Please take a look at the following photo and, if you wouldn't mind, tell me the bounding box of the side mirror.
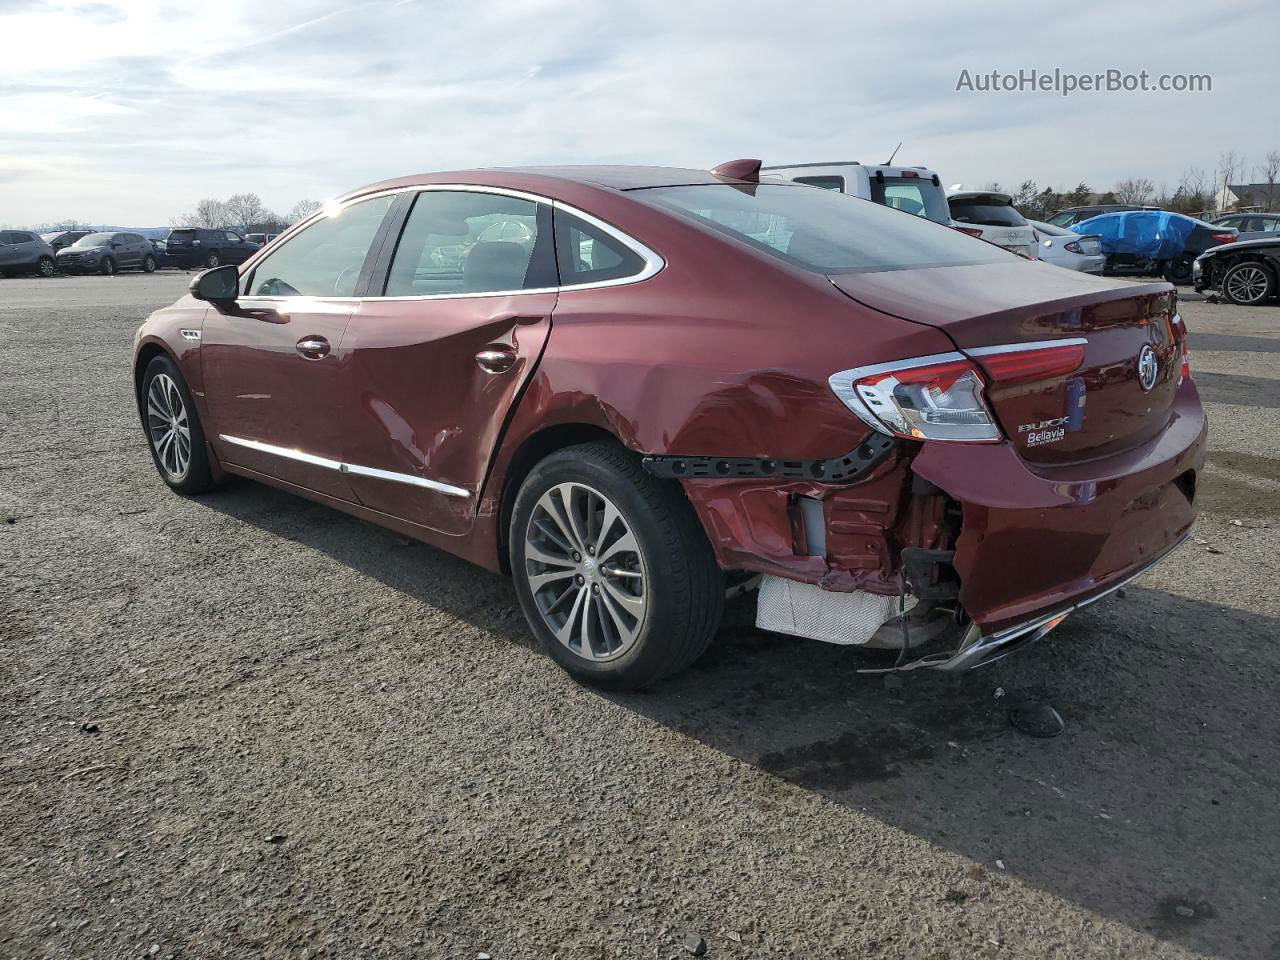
[190,263,240,304]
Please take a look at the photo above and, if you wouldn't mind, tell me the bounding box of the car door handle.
[296,337,330,359]
[475,347,517,374]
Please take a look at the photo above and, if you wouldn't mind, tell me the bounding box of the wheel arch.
[495,422,623,574]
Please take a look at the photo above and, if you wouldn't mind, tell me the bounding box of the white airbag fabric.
[755,575,902,646]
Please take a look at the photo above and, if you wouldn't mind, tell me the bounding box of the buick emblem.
[1137,345,1159,391]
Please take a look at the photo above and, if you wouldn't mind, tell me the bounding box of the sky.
[0,0,1275,227]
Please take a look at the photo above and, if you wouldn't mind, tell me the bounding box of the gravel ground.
[1,272,1278,960]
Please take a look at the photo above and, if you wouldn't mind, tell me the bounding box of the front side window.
[383,190,554,297]
[246,194,394,298]
[553,209,647,286]
[634,183,1010,275]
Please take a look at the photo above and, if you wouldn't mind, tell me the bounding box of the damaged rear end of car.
[630,181,1206,672]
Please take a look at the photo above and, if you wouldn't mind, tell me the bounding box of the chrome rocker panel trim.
[219,435,469,498]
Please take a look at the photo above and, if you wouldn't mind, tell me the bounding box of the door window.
[383,190,554,296]
[225,231,242,243]
[245,194,394,298]
[553,209,647,286]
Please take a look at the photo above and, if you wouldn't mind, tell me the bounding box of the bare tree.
[1258,150,1280,211]
[1114,177,1155,205]
[287,199,322,224]
[1217,150,1243,211]
[175,198,229,229]
[224,192,269,232]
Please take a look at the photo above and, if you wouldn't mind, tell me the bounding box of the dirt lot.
[1,271,1278,960]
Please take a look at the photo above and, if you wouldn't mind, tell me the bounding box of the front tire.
[510,442,723,690]
[142,255,157,273]
[1221,260,1276,305]
[36,256,55,277]
[140,355,214,494]
[204,251,221,268]
[100,257,116,276]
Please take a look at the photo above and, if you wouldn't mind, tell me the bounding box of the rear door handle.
[296,336,330,359]
[475,347,517,374]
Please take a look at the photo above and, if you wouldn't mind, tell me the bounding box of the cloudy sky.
[0,0,1274,227]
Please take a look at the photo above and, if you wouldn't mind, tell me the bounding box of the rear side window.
[383,190,554,297]
[794,176,845,192]
[950,197,1028,227]
[870,178,951,223]
[553,209,647,286]
[0,232,15,245]
[635,183,1009,275]
[246,194,394,297]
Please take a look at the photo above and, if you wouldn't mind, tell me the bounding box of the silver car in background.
[1029,219,1105,273]
[0,230,57,277]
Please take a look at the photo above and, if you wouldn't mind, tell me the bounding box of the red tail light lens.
[1211,233,1236,245]
[1171,313,1192,384]
[829,353,1001,443]
[954,226,984,238]
[971,342,1086,385]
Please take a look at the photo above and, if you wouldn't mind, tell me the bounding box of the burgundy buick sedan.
[133,161,1204,688]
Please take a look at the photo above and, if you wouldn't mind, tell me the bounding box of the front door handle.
[475,347,517,374]
[296,336,330,360]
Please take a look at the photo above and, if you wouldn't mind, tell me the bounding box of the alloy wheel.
[146,373,192,480]
[524,481,648,662]
[1226,265,1269,304]
[38,258,54,277]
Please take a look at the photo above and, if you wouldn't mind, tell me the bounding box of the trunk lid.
[828,260,1181,465]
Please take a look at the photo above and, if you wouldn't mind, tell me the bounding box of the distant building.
[1214,182,1280,213]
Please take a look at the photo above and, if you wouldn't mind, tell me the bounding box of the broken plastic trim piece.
[641,432,895,483]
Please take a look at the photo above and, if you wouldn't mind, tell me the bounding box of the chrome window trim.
[964,337,1088,357]
[237,184,665,305]
[219,434,469,498]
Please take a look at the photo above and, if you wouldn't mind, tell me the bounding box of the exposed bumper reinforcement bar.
[860,533,1189,674]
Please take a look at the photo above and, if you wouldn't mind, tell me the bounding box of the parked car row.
[0,228,264,277]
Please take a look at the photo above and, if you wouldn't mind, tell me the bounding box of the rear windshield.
[74,233,114,247]
[869,177,951,224]
[633,183,1010,274]
[950,197,1028,227]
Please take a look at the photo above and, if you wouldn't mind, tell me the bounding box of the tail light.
[1211,233,1236,245]
[830,341,1088,444]
[829,353,1001,443]
[1170,313,1192,384]
[969,340,1086,384]
[954,226,984,238]
[1063,240,1083,253]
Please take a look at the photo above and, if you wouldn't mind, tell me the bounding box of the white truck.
[761,161,952,225]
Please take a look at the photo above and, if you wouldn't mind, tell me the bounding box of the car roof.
[344,165,758,201]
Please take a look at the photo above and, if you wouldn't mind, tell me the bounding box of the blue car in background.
[1074,210,1238,284]
[149,239,178,269]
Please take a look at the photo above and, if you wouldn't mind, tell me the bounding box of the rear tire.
[204,251,221,268]
[142,255,157,273]
[1221,260,1276,305]
[1163,256,1194,284]
[509,442,723,690]
[100,257,116,276]
[36,256,55,277]
[139,354,215,495]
